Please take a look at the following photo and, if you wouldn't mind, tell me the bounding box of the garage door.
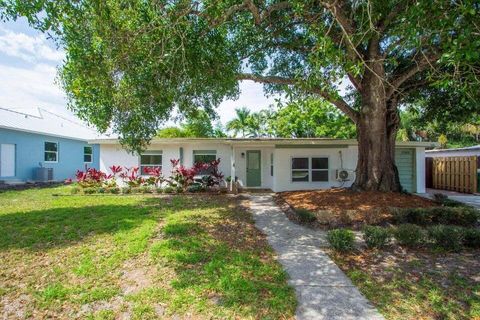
[395,148,415,192]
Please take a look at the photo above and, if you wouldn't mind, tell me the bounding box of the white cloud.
[0,63,69,116]
[218,81,282,123]
[0,27,64,63]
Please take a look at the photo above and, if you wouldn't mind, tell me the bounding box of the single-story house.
[90,137,435,193]
[0,107,100,183]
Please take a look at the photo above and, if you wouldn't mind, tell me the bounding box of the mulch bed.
[276,188,438,229]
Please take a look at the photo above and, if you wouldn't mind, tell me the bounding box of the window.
[291,157,309,182]
[291,157,329,182]
[140,152,162,175]
[44,142,58,162]
[193,150,217,174]
[270,153,274,176]
[84,146,93,163]
[311,157,329,181]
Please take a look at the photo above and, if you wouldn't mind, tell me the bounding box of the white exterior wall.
[98,141,427,193]
[99,142,231,180]
[272,146,357,192]
[180,143,232,177]
[233,147,274,189]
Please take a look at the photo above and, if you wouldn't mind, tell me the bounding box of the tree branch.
[387,52,440,98]
[376,0,415,33]
[237,73,359,122]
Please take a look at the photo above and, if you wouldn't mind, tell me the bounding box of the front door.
[0,144,15,177]
[246,150,261,187]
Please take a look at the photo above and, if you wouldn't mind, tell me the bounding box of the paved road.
[248,194,384,320]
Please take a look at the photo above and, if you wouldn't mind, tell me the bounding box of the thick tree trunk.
[352,106,402,192]
[351,46,402,192]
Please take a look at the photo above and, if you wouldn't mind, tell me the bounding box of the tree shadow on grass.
[0,203,157,251]
[147,197,296,318]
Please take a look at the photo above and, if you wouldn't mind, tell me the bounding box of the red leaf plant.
[120,166,144,187]
[168,159,199,191]
[143,166,164,187]
[75,166,107,188]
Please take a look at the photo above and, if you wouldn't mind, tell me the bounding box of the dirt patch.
[276,189,438,229]
[0,293,32,319]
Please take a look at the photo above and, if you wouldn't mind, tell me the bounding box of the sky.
[0,18,279,126]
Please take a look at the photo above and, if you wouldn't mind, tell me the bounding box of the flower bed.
[70,158,226,195]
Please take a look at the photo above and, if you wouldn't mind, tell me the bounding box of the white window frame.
[44,141,58,163]
[139,151,162,176]
[291,157,310,182]
[193,150,217,164]
[84,146,93,163]
[311,157,329,182]
[291,156,329,183]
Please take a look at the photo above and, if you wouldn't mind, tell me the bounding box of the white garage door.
[0,144,15,177]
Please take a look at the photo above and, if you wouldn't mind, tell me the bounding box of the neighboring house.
[91,137,435,193]
[425,145,480,158]
[0,107,100,183]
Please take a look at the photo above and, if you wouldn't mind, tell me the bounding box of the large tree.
[2,0,479,191]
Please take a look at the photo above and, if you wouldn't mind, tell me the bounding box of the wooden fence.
[432,156,478,193]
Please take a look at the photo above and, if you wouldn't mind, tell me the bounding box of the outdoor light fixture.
[241,152,245,158]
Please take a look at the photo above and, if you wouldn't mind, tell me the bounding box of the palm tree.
[226,107,251,137]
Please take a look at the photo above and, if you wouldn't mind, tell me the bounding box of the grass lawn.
[0,186,295,319]
[329,247,480,320]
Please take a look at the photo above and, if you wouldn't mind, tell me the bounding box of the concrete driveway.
[423,188,480,209]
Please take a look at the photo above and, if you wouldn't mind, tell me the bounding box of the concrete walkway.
[248,194,384,320]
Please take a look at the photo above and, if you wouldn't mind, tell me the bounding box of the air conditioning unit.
[336,169,353,181]
[34,167,54,182]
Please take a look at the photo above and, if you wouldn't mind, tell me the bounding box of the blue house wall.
[0,128,99,181]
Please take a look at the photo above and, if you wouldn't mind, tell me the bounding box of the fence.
[431,156,478,193]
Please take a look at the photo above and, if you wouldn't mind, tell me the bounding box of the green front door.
[246,150,261,187]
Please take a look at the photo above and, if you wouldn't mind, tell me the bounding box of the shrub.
[108,187,120,194]
[433,193,465,207]
[130,187,141,194]
[139,186,153,194]
[83,187,97,195]
[363,226,391,248]
[393,224,425,247]
[428,225,464,251]
[463,228,480,248]
[187,184,204,193]
[394,208,432,226]
[76,167,107,188]
[295,208,317,223]
[163,186,174,194]
[155,187,163,194]
[393,207,479,227]
[327,229,355,251]
[121,187,131,194]
[70,186,80,194]
[433,207,479,226]
[97,187,106,194]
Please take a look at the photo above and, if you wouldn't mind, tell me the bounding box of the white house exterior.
[90,138,435,193]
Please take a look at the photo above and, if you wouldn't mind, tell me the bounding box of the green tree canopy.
[268,99,355,139]
[157,110,226,138]
[3,0,479,191]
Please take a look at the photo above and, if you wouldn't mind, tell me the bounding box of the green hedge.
[393,207,479,226]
